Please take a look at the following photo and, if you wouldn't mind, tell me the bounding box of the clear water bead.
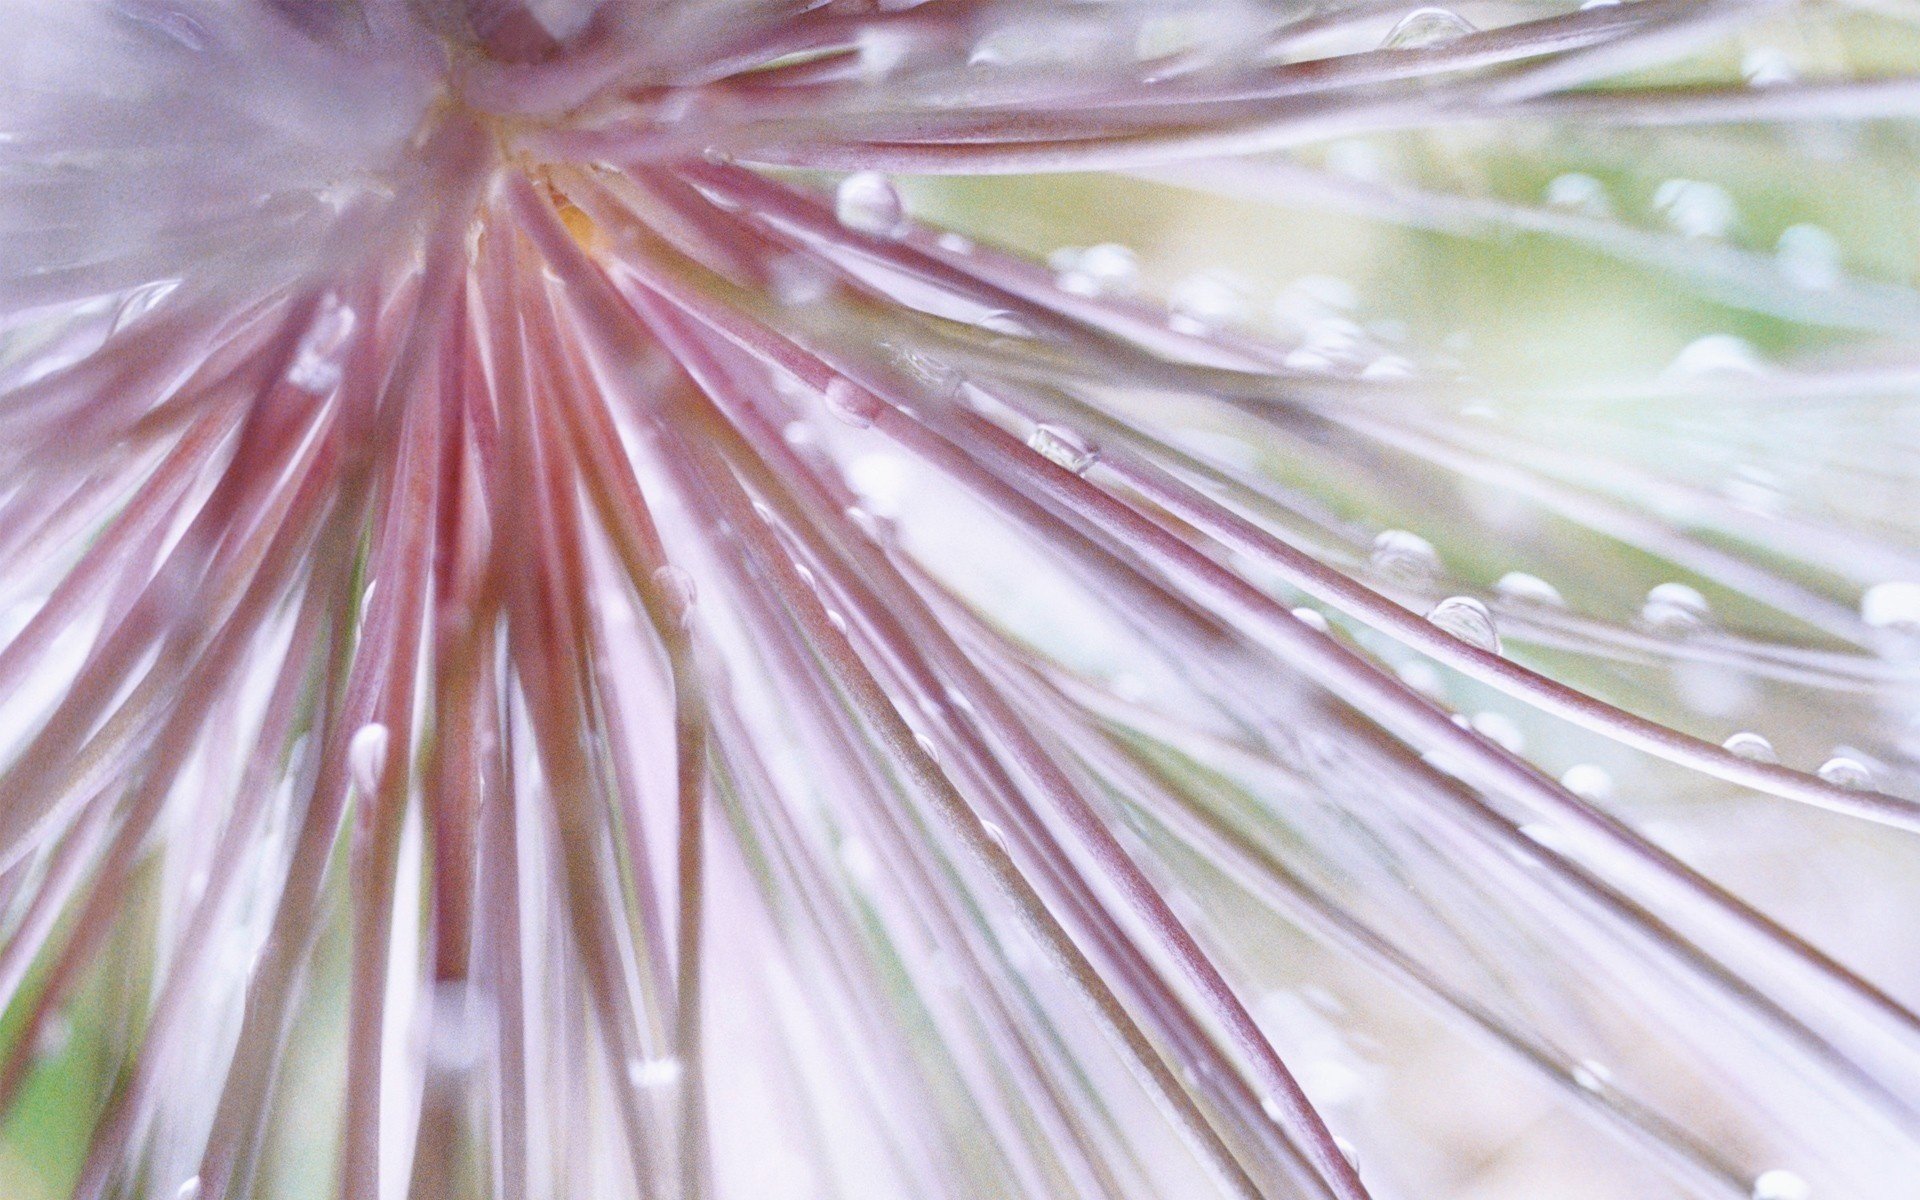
[1544,173,1612,218]
[1369,529,1440,584]
[1776,224,1842,290]
[1817,755,1873,790]
[1751,1168,1810,1200]
[1055,242,1139,296]
[1291,607,1331,633]
[628,1056,684,1089]
[1664,334,1767,380]
[1426,596,1501,654]
[348,722,390,798]
[1653,179,1737,239]
[1742,47,1799,88]
[1027,423,1098,474]
[287,295,357,395]
[650,564,698,631]
[1382,7,1475,49]
[1640,582,1712,634]
[1560,763,1613,800]
[823,377,881,428]
[835,171,905,237]
[1494,572,1565,608]
[176,1180,204,1200]
[1723,731,1779,763]
[1861,581,1920,631]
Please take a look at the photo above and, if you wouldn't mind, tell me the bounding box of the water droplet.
[769,255,832,307]
[1291,607,1331,633]
[1776,224,1842,290]
[935,231,974,255]
[1653,179,1737,239]
[1055,242,1139,297]
[1572,1059,1612,1092]
[822,377,881,428]
[1861,581,1920,631]
[175,1179,204,1200]
[1470,710,1524,752]
[1640,582,1713,635]
[1493,572,1565,608]
[1259,1094,1285,1122]
[1426,596,1501,654]
[628,1056,684,1089]
[1560,763,1613,800]
[913,731,942,766]
[287,294,357,395]
[349,722,390,798]
[1027,423,1098,474]
[1382,7,1475,50]
[835,171,905,237]
[651,565,698,631]
[1817,755,1873,790]
[980,819,1010,852]
[1359,354,1415,380]
[1334,1136,1360,1171]
[1742,47,1799,88]
[1369,530,1439,584]
[1664,334,1767,380]
[1751,1168,1810,1200]
[1723,731,1778,763]
[1544,172,1612,218]
[1168,271,1249,333]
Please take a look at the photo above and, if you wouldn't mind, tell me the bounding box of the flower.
[2,2,1919,1198]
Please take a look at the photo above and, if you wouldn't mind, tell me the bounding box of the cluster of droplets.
[286,293,357,395]
[1049,243,1141,298]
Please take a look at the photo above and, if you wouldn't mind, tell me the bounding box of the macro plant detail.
[2,0,1920,1198]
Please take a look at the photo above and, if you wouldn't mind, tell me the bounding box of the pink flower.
[2,3,1917,1198]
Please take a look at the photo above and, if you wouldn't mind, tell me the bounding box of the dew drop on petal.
[835,171,905,237]
[1560,763,1613,800]
[1027,423,1098,474]
[1742,47,1799,88]
[1370,529,1440,584]
[1334,1136,1360,1172]
[1544,172,1612,217]
[1055,243,1139,296]
[1381,7,1475,50]
[1751,1168,1811,1200]
[1640,582,1713,635]
[980,819,1010,852]
[627,1056,684,1089]
[176,1179,204,1200]
[1664,335,1767,381]
[1776,224,1842,290]
[650,565,698,631]
[1817,755,1873,790]
[1572,1059,1612,1092]
[1653,179,1737,239]
[1291,607,1331,633]
[1861,581,1920,631]
[1470,710,1523,752]
[287,295,357,395]
[1723,731,1779,763]
[348,722,390,798]
[1494,572,1565,608]
[1169,271,1249,332]
[823,377,881,428]
[1426,596,1501,654]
